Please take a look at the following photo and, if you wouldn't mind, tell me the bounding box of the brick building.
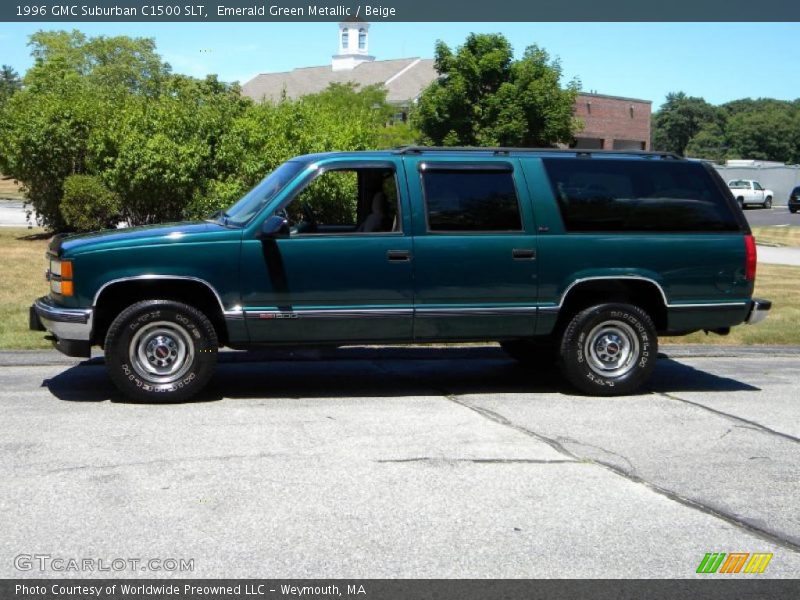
[571,93,652,151]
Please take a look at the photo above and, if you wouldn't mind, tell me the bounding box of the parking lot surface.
[743,205,799,227]
[1,346,799,578]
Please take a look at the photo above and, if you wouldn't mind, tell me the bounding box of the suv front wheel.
[104,300,218,402]
[559,303,657,396]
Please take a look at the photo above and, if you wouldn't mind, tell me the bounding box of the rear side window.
[421,169,521,232]
[543,158,740,232]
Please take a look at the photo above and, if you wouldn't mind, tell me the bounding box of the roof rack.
[392,146,683,160]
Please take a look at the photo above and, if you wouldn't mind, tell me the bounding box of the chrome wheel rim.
[129,321,195,384]
[584,320,639,378]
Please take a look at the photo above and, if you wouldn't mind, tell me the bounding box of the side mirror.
[259,215,290,239]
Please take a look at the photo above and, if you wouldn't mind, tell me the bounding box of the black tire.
[791,208,798,214]
[104,300,218,402]
[559,303,657,396]
[500,338,558,367]
[763,196,772,209]
[737,197,745,209]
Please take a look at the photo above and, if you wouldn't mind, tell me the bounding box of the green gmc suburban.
[30,147,771,401]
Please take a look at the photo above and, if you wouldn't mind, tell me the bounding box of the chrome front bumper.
[30,296,93,341]
[745,298,772,325]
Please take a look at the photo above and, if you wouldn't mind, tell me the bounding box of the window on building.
[543,158,740,233]
[421,167,522,232]
[358,29,367,50]
[341,29,349,49]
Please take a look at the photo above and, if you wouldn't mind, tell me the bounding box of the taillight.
[744,234,757,282]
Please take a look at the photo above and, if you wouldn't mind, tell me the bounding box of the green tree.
[682,97,800,164]
[652,92,718,156]
[61,174,122,231]
[0,30,171,229]
[0,65,21,106]
[99,75,248,225]
[724,108,798,163]
[412,33,580,147]
[185,82,402,219]
[685,121,729,162]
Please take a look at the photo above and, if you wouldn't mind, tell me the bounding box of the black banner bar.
[4,580,800,600]
[2,0,800,22]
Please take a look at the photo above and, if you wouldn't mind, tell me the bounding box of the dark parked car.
[31,147,771,401]
[789,187,800,214]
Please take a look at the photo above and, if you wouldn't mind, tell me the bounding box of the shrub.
[60,174,122,232]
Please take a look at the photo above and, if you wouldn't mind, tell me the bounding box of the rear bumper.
[745,298,772,325]
[30,296,93,357]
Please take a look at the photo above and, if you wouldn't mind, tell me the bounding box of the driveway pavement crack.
[443,394,800,554]
[554,436,638,475]
[657,391,800,445]
[375,457,577,464]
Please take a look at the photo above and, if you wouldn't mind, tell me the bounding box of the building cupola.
[332,20,375,71]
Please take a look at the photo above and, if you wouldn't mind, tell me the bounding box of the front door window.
[283,167,400,235]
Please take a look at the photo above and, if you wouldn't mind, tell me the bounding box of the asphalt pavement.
[0,200,32,228]
[1,345,799,578]
[742,205,799,227]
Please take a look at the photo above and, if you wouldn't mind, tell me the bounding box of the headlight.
[49,259,74,296]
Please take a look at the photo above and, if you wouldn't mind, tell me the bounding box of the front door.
[240,160,414,343]
[403,156,539,340]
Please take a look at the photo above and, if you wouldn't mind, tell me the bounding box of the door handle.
[387,250,411,262]
[512,248,536,260]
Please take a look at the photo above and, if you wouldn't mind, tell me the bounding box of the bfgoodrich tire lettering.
[105,300,218,402]
[559,303,657,396]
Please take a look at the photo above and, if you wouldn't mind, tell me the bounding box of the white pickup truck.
[727,179,774,209]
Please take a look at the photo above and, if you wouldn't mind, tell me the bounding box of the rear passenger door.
[404,157,539,340]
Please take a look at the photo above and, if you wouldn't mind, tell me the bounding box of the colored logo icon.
[696,552,773,574]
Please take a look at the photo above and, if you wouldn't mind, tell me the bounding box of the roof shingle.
[242,58,437,104]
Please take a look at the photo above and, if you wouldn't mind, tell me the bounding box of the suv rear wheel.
[559,303,657,396]
[105,300,218,402]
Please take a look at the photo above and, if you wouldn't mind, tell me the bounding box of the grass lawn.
[0,175,24,200]
[661,262,799,345]
[752,226,800,248]
[0,228,51,349]
[0,227,798,349]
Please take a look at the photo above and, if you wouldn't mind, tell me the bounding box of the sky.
[1,21,798,109]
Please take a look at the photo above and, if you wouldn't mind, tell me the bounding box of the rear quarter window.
[543,158,741,233]
[421,169,522,232]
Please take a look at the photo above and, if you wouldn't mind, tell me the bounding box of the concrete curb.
[2,344,800,368]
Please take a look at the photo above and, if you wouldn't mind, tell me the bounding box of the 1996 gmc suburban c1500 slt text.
[30,147,771,401]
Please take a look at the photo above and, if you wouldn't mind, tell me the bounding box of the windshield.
[222,161,307,226]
